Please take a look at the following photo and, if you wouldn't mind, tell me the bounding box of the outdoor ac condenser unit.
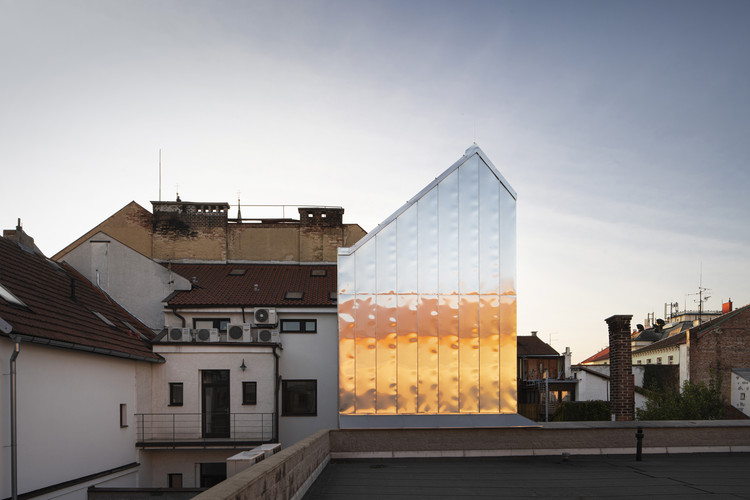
[252,308,277,327]
[256,329,281,343]
[194,328,219,342]
[227,323,252,343]
[168,327,192,342]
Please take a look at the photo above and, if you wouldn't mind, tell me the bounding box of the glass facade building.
[338,145,519,424]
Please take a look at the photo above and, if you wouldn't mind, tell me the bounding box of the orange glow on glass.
[417,295,439,413]
[458,295,480,412]
[397,294,419,413]
[354,295,377,412]
[338,296,356,413]
[376,294,398,413]
[479,295,501,412]
[438,294,459,413]
[499,295,518,413]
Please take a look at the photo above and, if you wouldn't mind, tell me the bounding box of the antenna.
[158,149,162,202]
[237,192,242,220]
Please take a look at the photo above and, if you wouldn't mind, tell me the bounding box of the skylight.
[92,310,116,328]
[311,269,327,277]
[229,269,247,276]
[285,291,303,300]
[0,283,27,308]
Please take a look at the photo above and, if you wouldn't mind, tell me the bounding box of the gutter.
[5,333,163,364]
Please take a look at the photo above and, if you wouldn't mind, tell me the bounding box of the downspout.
[273,345,280,443]
[241,306,247,324]
[170,307,186,328]
[10,336,20,500]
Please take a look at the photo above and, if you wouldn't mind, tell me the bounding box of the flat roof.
[304,453,750,498]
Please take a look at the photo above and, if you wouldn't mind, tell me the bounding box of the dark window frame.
[280,319,317,333]
[169,382,184,406]
[282,379,317,416]
[193,317,231,333]
[242,381,257,405]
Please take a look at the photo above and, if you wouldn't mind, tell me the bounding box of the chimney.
[605,315,634,421]
[531,331,538,337]
[3,219,37,253]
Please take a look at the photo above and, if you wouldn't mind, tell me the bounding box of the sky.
[2,0,749,362]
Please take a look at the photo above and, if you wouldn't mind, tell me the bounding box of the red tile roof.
[167,263,337,308]
[580,346,610,364]
[0,236,160,361]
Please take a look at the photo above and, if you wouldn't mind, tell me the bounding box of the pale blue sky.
[2,0,749,361]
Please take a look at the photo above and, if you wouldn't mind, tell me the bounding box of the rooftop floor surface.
[304,453,750,499]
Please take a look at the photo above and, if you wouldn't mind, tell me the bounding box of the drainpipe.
[273,345,280,443]
[9,336,20,500]
[241,306,247,324]
[170,307,186,328]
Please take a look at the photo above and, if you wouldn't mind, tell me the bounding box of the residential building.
[0,223,162,500]
[516,333,576,421]
[731,369,750,418]
[52,202,364,488]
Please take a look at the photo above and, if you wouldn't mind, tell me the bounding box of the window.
[657,357,662,365]
[280,319,317,333]
[92,310,116,328]
[741,393,746,401]
[243,381,257,405]
[282,380,317,416]
[646,359,651,364]
[636,360,642,364]
[199,463,226,488]
[193,318,230,332]
[310,269,327,277]
[668,356,674,365]
[120,404,128,427]
[169,383,183,406]
[0,282,27,308]
[285,291,304,300]
[168,473,183,488]
[228,268,246,276]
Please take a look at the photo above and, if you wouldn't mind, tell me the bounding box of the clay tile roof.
[580,346,610,364]
[0,237,160,361]
[517,335,560,357]
[167,263,337,308]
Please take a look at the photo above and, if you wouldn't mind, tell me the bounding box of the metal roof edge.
[7,333,163,363]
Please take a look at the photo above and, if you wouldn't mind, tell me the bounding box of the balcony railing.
[135,412,275,447]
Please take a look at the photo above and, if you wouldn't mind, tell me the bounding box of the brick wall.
[606,315,634,421]
[689,306,750,402]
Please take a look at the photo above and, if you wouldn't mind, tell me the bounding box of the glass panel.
[338,294,356,413]
[376,294,397,413]
[417,295,439,413]
[354,295,376,412]
[458,156,479,294]
[396,202,418,294]
[458,295,480,412]
[438,294,459,413]
[438,170,459,295]
[397,294,418,413]
[376,221,398,295]
[417,188,439,294]
[478,295,500,412]
[479,161,500,295]
[499,295,517,413]
[499,188,517,296]
[355,237,377,294]
[338,253,355,295]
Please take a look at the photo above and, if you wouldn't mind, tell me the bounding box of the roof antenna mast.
[158,149,162,202]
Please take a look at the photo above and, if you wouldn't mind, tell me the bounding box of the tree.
[637,373,724,420]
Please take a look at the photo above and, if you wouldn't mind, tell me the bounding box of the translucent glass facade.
[338,145,517,416]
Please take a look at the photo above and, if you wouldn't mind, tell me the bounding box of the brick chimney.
[605,314,634,421]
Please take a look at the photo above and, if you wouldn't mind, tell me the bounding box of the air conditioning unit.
[256,328,280,343]
[253,308,277,326]
[227,323,252,343]
[168,327,192,342]
[194,328,219,342]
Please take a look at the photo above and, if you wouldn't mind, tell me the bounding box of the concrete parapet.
[192,429,330,500]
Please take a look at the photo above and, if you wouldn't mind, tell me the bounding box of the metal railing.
[135,412,275,445]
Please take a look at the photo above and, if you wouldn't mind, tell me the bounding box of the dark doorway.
[202,370,230,438]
